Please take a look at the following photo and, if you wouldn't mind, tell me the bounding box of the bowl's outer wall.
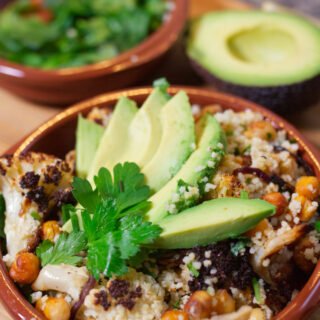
[0,0,188,105]
[1,87,320,320]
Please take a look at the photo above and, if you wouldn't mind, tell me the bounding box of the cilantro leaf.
[72,177,99,213]
[36,232,87,267]
[153,77,170,96]
[68,162,161,279]
[87,233,127,279]
[0,194,5,239]
[187,263,199,277]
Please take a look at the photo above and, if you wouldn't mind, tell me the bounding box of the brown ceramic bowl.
[1,87,320,319]
[0,0,188,106]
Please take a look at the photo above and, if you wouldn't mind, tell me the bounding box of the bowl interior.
[2,87,320,320]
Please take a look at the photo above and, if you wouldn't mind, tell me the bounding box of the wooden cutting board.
[0,0,319,319]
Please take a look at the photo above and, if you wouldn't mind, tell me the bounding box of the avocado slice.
[117,88,169,167]
[153,198,275,249]
[188,11,320,112]
[87,97,138,183]
[147,114,225,223]
[142,91,195,192]
[75,116,104,178]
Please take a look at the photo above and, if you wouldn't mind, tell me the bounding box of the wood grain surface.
[0,0,319,319]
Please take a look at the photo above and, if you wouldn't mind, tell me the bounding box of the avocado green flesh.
[117,88,168,168]
[76,116,104,178]
[142,91,195,192]
[146,115,225,223]
[154,198,276,249]
[87,97,138,183]
[188,11,320,86]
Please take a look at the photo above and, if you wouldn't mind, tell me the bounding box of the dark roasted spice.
[94,290,110,311]
[26,186,48,212]
[109,280,130,299]
[44,165,62,185]
[20,172,40,189]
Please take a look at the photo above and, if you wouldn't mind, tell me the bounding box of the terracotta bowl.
[1,87,320,320]
[0,0,188,106]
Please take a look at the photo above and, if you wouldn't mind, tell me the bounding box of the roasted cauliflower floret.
[0,152,73,266]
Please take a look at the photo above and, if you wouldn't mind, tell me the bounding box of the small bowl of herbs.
[0,0,187,105]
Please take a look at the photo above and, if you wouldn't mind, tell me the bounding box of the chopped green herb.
[245,178,252,184]
[0,194,5,239]
[187,262,200,277]
[153,78,170,95]
[231,238,250,256]
[172,300,181,309]
[266,132,273,140]
[30,211,41,221]
[315,221,320,233]
[242,145,251,155]
[252,278,262,304]
[36,232,87,267]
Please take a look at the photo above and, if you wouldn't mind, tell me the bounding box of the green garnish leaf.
[30,211,41,221]
[0,194,5,239]
[61,204,75,224]
[252,278,262,304]
[153,78,170,96]
[187,262,200,278]
[231,238,250,256]
[70,162,161,279]
[315,220,320,233]
[36,232,87,267]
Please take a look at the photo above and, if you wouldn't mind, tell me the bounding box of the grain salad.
[1,84,319,320]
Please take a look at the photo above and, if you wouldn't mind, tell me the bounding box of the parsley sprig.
[36,163,162,280]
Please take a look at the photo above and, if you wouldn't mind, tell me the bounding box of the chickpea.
[9,252,40,284]
[43,297,71,320]
[162,310,189,320]
[296,176,320,200]
[41,220,61,242]
[245,121,277,141]
[245,219,272,238]
[291,195,317,222]
[212,289,236,315]
[262,192,288,216]
[249,308,266,320]
[184,290,212,319]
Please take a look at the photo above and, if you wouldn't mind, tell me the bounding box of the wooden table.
[0,0,319,319]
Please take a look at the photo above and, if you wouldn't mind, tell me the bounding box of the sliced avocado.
[75,116,104,178]
[117,88,169,167]
[188,11,320,112]
[87,97,138,183]
[142,91,195,192]
[153,198,275,249]
[147,114,225,223]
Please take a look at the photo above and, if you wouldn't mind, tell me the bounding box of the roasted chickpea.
[43,297,71,320]
[162,310,189,320]
[245,219,272,238]
[9,252,40,284]
[184,290,212,319]
[245,121,277,141]
[212,289,236,315]
[262,192,288,216]
[291,195,317,222]
[249,308,266,320]
[296,176,320,200]
[41,220,61,242]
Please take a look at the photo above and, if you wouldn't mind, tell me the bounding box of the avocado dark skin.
[190,58,320,115]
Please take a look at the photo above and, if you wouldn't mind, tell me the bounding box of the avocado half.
[187,11,320,113]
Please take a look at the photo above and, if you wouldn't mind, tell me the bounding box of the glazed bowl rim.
[0,0,187,82]
[1,86,320,320]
